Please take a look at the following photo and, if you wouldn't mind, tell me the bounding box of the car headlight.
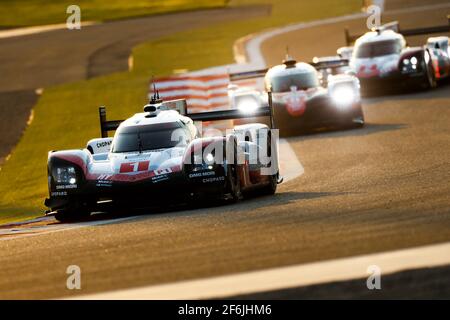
[331,85,357,108]
[237,97,260,114]
[401,56,420,73]
[54,166,77,184]
[191,153,215,171]
[205,153,214,164]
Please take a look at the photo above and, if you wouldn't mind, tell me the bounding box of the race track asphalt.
[0,1,449,299]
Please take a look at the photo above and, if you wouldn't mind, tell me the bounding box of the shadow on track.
[286,123,408,142]
[363,78,450,103]
[50,191,352,224]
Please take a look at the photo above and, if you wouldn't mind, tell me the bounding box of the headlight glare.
[331,85,356,108]
[205,153,214,164]
[237,98,260,114]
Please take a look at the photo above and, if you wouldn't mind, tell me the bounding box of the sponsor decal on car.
[119,161,150,173]
[51,191,68,197]
[152,174,170,183]
[357,64,380,78]
[188,171,215,178]
[96,140,112,149]
[202,176,225,183]
[283,86,307,116]
[96,180,113,187]
[56,184,78,190]
[153,168,173,176]
[96,174,113,187]
[97,174,112,180]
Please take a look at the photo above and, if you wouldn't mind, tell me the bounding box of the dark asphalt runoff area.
[0,1,449,299]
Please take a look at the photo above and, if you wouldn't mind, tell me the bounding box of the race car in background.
[342,19,450,93]
[228,55,364,134]
[45,95,280,222]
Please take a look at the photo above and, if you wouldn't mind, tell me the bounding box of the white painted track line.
[0,22,97,39]
[0,216,138,241]
[68,241,450,300]
[279,138,304,182]
[242,12,366,68]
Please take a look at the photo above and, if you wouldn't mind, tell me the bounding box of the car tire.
[424,57,437,90]
[347,104,365,128]
[260,172,278,195]
[352,115,365,128]
[224,138,242,202]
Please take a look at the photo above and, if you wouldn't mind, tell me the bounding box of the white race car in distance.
[344,20,450,93]
[228,55,364,134]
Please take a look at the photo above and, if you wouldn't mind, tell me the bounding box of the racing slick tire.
[260,172,278,196]
[347,105,365,129]
[424,58,437,90]
[224,137,242,202]
[351,114,365,128]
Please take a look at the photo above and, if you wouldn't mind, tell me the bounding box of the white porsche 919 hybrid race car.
[45,96,280,222]
[344,20,450,93]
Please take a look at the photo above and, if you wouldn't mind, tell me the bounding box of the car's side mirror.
[345,70,356,76]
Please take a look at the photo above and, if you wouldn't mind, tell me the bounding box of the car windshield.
[270,71,319,92]
[355,39,402,58]
[112,122,189,153]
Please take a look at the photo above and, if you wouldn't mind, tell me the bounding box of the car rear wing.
[344,16,450,46]
[99,107,122,138]
[228,68,268,81]
[310,56,350,70]
[99,93,275,138]
[229,57,349,80]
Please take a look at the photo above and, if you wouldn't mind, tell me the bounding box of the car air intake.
[144,105,157,113]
